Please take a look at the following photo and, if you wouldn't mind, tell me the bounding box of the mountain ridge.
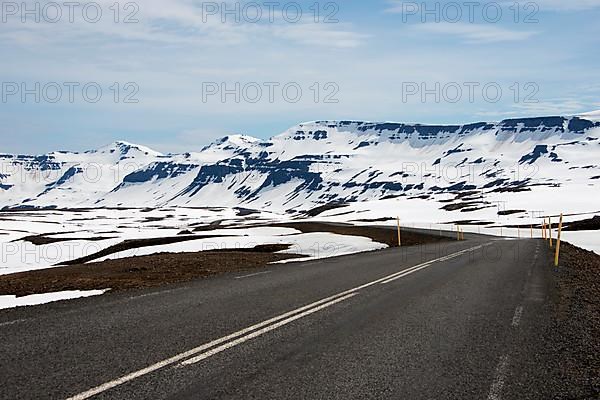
[1,114,599,212]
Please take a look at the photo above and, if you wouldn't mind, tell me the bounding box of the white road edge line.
[511,306,523,327]
[0,319,26,327]
[65,293,360,400]
[181,293,357,366]
[235,271,272,279]
[487,355,510,400]
[381,244,488,284]
[380,262,433,284]
[65,242,491,400]
[128,289,177,300]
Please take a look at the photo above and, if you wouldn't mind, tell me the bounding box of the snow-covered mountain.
[1,115,599,212]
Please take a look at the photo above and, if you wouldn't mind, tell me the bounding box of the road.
[0,233,558,400]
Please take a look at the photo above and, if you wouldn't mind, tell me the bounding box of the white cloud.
[414,23,539,43]
[526,0,600,11]
[0,0,366,49]
[386,0,600,13]
[273,23,369,48]
[509,98,598,115]
[384,0,411,14]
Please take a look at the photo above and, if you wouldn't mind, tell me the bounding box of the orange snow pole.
[548,217,553,248]
[396,217,402,247]
[554,213,564,267]
[542,219,546,240]
[530,224,533,238]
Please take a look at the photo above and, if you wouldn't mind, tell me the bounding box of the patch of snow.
[275,232,388,262]
[578,109,600,121]
[560,231,600,255]
[93,229,386,262]
[0,289,109,310]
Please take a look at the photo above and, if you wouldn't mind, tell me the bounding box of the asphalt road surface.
[0,233,557,400]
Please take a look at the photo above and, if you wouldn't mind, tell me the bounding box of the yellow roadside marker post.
[456,225,460,241]
[542,220,546,240]
[554,213,564,267]
[548,217,553,248]
[396,217,402,247]
[530,224,533,238]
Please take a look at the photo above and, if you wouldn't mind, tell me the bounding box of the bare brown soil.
[549,242,600,398]
[272,222,450,247]
[0,244,300,297]
[19,233,115,246]
[491,186,532,193]
[303,203,348,217]
[497,209,526,216]
[440,202,478,211]
[352,217,395,223]
[0,222,449,297]
[506,215,600,231]
[448,220,493,226]
[192,220,224,231]
[60,235,234,265]
[440,201,491,212]
[563,215,600,231]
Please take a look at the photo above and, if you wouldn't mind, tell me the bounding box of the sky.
[1,0,599,154]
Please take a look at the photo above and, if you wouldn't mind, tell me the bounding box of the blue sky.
[1,0,599,154]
